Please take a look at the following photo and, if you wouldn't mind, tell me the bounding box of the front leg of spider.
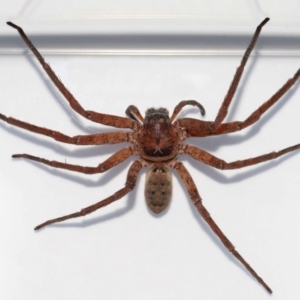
[6,21,138,130]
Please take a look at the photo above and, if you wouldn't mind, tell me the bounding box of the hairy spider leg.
[34,159,143,230]
[0,113,135,175]
[175,69,300,137]
[0,113,133,145]
[7,21,139,130]
[210,18,270,130]
[171,160,272,294]
[181,143,300,169]
[12,147,134,174]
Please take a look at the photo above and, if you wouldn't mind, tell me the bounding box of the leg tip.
[260,18,270,27]
[34,225,42,231]
[0,113,7,121]
[7,21,17,29]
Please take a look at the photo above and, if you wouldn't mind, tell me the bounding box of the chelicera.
[1,18,300,294]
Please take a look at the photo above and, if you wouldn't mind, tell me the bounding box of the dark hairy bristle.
[145,107,169,115]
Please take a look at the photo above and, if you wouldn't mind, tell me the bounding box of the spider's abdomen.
[145,163,172,213]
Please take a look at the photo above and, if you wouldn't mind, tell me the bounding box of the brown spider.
[1,18,300,294]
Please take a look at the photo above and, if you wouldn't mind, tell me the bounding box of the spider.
[1,18,300,294]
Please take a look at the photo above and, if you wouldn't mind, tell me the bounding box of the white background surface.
[1,1,300,300]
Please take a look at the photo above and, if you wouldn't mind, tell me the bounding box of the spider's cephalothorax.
[135,107,181,161]
[2,19,300,294]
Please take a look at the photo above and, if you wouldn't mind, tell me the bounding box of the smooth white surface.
[1,1,300,300]
[0,0,300,34]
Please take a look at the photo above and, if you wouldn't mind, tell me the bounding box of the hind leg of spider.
[181,143,300,170]
[34,159,143,230]
[210,18,270,130]
[12,147,133,174]
[170,160,272,293]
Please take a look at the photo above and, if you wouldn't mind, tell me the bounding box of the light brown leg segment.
[181,144,300,170]
[7,22,138,130]
[0,113,132,145]
[210,18,270,130]
[34,159,143,230]
[13,147,134,174]
[170,160,272,293]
